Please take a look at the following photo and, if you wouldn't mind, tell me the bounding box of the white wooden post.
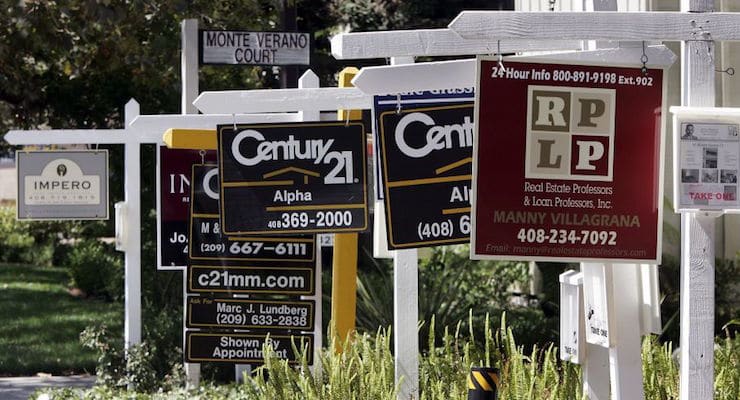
[297,70,324,373]
[564,267,610,400]
[394,249,419,400]
[181,19,199,115]
[680,1,716,399]
[124,99,142,349]
[608,264,645,400]
[584,341,610,400]
[181,18,202,387]
[387,56,420,400]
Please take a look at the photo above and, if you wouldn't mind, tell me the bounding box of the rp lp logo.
[525,86,615,181]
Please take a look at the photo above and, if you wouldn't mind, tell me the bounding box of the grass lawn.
[0,263,123,376]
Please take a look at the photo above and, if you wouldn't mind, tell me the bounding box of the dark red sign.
[157,147,216,269]
[472,59,663,263]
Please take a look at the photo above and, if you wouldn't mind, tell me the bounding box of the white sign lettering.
[394,112,474,158]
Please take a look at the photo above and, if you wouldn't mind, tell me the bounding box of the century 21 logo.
[525,86,615,181]
[230,129,355,184]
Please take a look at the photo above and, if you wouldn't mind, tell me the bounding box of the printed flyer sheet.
[678,121,740,209]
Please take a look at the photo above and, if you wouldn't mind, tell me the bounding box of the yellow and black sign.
[217,122,368,235]
[467,367,499,400]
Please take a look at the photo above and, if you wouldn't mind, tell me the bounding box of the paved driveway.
[0,375,96,400]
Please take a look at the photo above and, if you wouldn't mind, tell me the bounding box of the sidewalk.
[0,375,96,400]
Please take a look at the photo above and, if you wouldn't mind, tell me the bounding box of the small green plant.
[80,323,183,393]
[0,207,50,264]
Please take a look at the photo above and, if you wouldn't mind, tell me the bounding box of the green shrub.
[64,239,123,299]
[0,206,98,266]
[356,245,557,350]
[80,324,183,393]
[0,206,48,264]
[43,316,740,400]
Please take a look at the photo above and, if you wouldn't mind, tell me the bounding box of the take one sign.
[375,90,474,249]
[17,150,108,220]
[217,122,368,235]
[472,59,664,263]
[199,30,310,66]
[674,117,740,211]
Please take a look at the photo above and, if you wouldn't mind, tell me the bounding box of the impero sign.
[376,92,474,249]
[217,122,368,235]
[472,59,665,263]
[199,30,310,66]
[17,150,108,220]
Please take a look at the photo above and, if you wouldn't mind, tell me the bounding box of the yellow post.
[332,67,362,351]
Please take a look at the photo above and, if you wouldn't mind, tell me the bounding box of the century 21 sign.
[217,122,368,235]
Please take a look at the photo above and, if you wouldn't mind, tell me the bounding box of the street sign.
[188,164,316,263]
[157,147,217,269]
[186,296,314,331]
[188,265,315,295]
[199,30,310,66]
[185,331,313,364]
[217,121,368,234]
[375,91,474,249]
[471,59,665,263]
[17,150,108,220]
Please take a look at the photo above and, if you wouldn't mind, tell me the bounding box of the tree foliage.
[0,0,290,156]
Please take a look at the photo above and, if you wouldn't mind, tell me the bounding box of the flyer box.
[672,110,740,212]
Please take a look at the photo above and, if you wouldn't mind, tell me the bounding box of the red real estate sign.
[472,59,664,263]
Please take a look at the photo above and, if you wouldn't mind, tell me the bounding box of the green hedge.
[64,239,123,300]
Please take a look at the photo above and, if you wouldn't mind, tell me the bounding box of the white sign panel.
[199,30,310,66]
[559,270,585,364]
[582,263,614,348]
[17,150,109,220]
[676,121,740,210]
